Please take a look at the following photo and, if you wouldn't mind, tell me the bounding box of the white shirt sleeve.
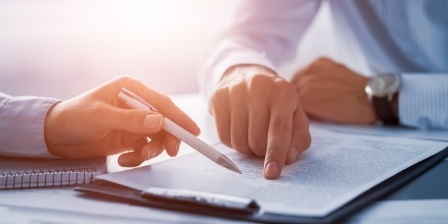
[0,92,61,158]
[399,74,448,129]
[200,0,322,99]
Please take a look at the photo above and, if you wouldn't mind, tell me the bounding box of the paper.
[97,127,448,217]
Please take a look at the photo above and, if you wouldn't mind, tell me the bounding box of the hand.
[292,57,375,124]
[209,65,311,179]
[44,76,200,167]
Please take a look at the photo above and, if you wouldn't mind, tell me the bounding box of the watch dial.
[367,74,400,97]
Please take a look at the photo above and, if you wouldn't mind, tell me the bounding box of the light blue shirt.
[0,92,59,157]
[201,0,448,129]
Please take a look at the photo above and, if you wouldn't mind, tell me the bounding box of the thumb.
[96,104,164,134]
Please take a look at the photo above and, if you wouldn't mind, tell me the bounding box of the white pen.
[117,88,242,174]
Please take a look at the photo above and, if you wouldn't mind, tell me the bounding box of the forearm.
[0,92,60,157]
[398,74,448,129]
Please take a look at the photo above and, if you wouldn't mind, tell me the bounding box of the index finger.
[118,76,201,136]
[264,98,296,179]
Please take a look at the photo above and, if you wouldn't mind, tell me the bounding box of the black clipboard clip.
[75,180,260,216]
[141,187,260,214]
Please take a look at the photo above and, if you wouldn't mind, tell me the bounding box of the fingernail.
[265,161,279,179]
[141,148,150,160]
[118,156,128,166]
[142,148,158,160]
[288,146,299,162]
[149,149,157,159]
[144,114,163,130]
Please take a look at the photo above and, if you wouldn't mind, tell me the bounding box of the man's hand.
[44,76,200,167]
[209,65,311,179]
[292,58,375,124]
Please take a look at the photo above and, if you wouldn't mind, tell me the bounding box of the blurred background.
[0,0,338,99]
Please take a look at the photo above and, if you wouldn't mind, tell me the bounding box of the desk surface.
[1,94,447,224]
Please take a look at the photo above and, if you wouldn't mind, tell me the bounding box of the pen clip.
[118,88,159,112]
[141,187,260,214]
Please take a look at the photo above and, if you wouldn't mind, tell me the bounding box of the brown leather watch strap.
[372,96,399,126]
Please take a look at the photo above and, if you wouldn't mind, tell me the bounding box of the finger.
[230,86,251,154]
[118,77,201,136]
[94,104,164,134]
[118,137,148,167]
[140,133,166,160]
[210,90,232,148]
[295,74,333,91]
[313,57,335,66]
[264,94,296,179]
[292,58,335,84]
[118,151,146,167]
[296,77,334,102]
[285,107,311,164]
[291,67,310,84]
[248,98,269,157]
[291,60,324,83]
[99,131,147,157]
[164,133,181,157]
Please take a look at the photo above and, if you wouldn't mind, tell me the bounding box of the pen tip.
[217,156,242,174]
[229,166,243,174]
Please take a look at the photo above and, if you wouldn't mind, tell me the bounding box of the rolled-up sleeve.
[0,92,60,158]
[399,74,448,129]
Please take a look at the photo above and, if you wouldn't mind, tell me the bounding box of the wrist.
[44,102,62,157]
[365,73,401,126]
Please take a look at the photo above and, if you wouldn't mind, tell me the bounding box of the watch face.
[365,74,400,97]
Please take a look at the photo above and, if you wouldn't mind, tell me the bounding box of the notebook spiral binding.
[0,166,102,190]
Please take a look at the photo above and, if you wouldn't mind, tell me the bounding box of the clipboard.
[75,146,448,223]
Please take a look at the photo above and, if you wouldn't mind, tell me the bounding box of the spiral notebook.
[0,156,107,190]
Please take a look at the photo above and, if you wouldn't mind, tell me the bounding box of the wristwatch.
[365,73,401,126]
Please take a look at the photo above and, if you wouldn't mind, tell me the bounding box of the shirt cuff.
[398,73,448,129]
[0,96,61,158]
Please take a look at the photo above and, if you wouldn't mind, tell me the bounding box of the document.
[97,127,448,218]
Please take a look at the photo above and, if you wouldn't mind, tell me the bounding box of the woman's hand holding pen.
[43,76,200,167]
